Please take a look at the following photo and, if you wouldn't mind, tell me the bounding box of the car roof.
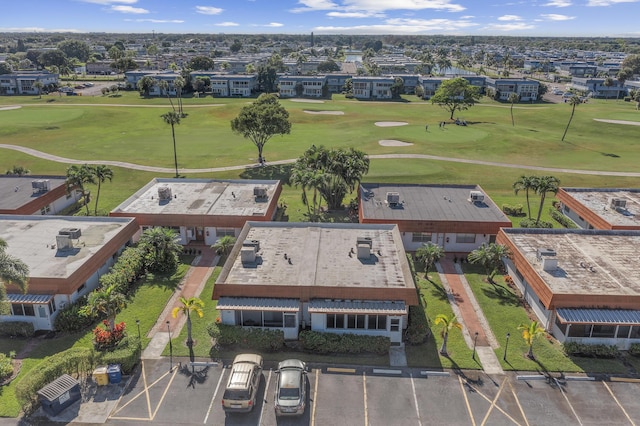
[233,353,263,365]
[278,359,305,370]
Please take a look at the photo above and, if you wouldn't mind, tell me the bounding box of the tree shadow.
[562,140,620,158]
[239,164,294,181]
[480,284,521,307]
[177,363,210,389]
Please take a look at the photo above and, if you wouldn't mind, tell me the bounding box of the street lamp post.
[472,332,479,360]
[136,319,141,340]
[167,320,173,372]
[504,332,511,361]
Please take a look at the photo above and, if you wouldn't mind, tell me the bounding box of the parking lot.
[106,358,640,425]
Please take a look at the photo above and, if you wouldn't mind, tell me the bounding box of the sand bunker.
[290,99,325,103]
[303,110,344,115]
[375,121,408,127]
[594,119,640,126]
[379,140,414,147]
[0,106,21,111]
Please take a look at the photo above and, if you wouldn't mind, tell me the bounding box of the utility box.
[107,364,122,384]
[92,366,109,386]
[37,374,81,416]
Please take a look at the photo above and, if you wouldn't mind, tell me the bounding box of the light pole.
[504,332,510,361]
[472,331,479,360]
[167,320,173,371]
[136,319,141,340]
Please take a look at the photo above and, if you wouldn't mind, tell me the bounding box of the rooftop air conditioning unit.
[253,187,268,199]
[59,228,82,239]
[541,257,558,272]
[356,236,372,248]
[240,245,257,263]
[610,197,627,209]
[469,191,484,203]
[536,247,556,261]
[386,192,400,206]
[31,179,50,192]
[157,186,172,201]
[242,239,260,252]
[56,234,73,251]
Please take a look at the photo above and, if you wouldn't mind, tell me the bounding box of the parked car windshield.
[278,387,300,400]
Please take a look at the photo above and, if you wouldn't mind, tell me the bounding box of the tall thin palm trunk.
[171,124,178,178]
[561,103,577,141]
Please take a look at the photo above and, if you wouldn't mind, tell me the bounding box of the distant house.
[557,187,640,230]
[277,75,327,98]
[0,215,138,331]
[0,71,59,95]
[124,70,180,95]
[358,184,512,252]
[86,61,114,76]
[324,73,351,94]
[485,78,539,101]
[213,222,418,342]
[109,178,281,246]
[569,77,625,99]
[191,72,257,97]
[351,76,395,100]
[418,77,445,100]
[0,176,82,216]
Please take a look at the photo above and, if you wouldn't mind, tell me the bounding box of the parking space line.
[363,371,369,426]
[603,381,636,426]
[462,376,522,425]
[203,368,227,424]
[311,369,319,426]
[553,378,582,426]
[480,377,507,426]
[458,375,477,426]
[509,381,529,426]
[150,366,178,420]
[410,373,423,426]
[258,369,272,426]
[143,360,153,419]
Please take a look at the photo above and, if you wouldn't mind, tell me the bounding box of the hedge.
[502,204,524,217]
[53,297,92,332]
[563,342,619,358]
[299,330,390,355]
[207,323,285,352]
[404,305,430,345]
[520,218,553,228]
[629,343,640,357]
[14,336,140,412]
[0,321,34,338]
[549,208,578,229]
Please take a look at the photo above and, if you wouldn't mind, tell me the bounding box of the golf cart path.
[2,144,640,177]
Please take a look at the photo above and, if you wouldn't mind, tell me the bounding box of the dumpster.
[92,366,109,386]
[37,374,81,416]
[107,364,122,384]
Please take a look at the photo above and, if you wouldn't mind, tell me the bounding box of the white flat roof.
[0,215,134,279]
[561,188,640,227]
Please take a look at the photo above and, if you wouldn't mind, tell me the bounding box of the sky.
[1,0,639,37]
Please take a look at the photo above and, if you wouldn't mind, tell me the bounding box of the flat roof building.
[557,187,640,230]
[0,175,82,216]
[497,228,640,349]
[359,183,512,252]
[214,222,417,342]
[110,178,282,246]
[0,215,139,330]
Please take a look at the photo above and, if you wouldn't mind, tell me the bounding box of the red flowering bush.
[504,275,515,287]
[93,320,126,350]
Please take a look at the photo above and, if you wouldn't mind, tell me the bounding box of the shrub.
[0,321,34,338]
[520,218,553,228]
[404,306,430,345]
[628,343,640,357]
[0,351,16,379]
[96,335,141,374]
[93,321,126,350]
[549,208,578,229]
[563,342,619,358]
[502,204,524,217]
[207,323,284,352]
[54,297,92,332]
[299,330,390,355]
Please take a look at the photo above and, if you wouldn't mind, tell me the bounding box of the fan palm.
[518,320,545,359]
[434,314,462,356]
[172,297,204,347]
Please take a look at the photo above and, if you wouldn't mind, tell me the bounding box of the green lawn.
[462,263,628,374]
[0,262,189,418]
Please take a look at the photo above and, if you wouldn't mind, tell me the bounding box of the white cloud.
[292,0,465,13]
[215,22,240,26]
[498,15,523,21]
[314,17,476,34]
[483,22,536,31]
[266,22,284,27]
[587,0,638,5]
[78,0,137,4]
[543,0,572,6]
[0,27,82,33]
[327,11,385,18]
[540,13,575,20]
[111,5,148,13]
[195,6,224,15]
[125,19,184,23]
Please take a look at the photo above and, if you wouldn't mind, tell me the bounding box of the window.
[284,313,296,328]
[368,315,387,330]
[263,311,283,327]
[49,300,56,313]
[347,314,366,329]
[456,234,476,244]
[617,326,631,338]
[630,326,640,339]
[11,304,24,316]
[216,228,236,237]
[40,205,51,215]
[591,325,616,338]
[568,324,591,338]
[411,233,432,243]
[326,314,345,329]
[390,318,400,332]
[77,283,86,294]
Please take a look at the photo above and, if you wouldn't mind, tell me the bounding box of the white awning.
[557,308,640,325]
[308,300,407,315]
[216,297,299,312]
[7,294,53,304]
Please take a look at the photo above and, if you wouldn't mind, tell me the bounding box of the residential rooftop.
[560,188,640,227]
[218,222,413,290]
[0,175,67,211]
[110,178,279,217]
[359,183,510,223]
[0,215,135,279]
[501,228,640,297]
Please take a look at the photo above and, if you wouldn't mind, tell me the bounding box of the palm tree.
[158,80,176,112]
[415,243,445,278]
[561,96,582,142]
[173,76,186,117]
[467,243,511,284]
[212,235,236,256]
[518,320,545,359]
[172,297,204,347]
[92,165,113,216]
[66,164,96,215]
[0,239,29,314]
[82,284,126,331]
[512,175,539,219]
[534,175,560,225]
[434,314,462,355]
[508,93,519,127]
[603,77,614,99]
[34,81,44,99]
[138,227,183,274]
[161,111,181,178]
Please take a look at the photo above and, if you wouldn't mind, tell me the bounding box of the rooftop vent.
[55,234,73,251]
[59,228,81,239]
[541,257,558,272]
[536,247,556,261]
[240,245,257,264]
[356,236,372,259]
[242,239,260,252]
[31,179,50,192]
[253,187,268,199]
[610,197,627,210]
[469,190,484,203]
[158,186,172,201]
[386,192,400,207]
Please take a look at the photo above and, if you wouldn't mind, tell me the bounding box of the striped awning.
[556,308,640,325]
[308,300,407,315]
[216,297,300,312]
[7,294,53,304]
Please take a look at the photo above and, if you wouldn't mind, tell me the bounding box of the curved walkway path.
[2,143,640,177]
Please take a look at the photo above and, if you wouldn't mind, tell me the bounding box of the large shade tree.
[431,77,481,120]
[0,239,29,315]
[230,93,291,165]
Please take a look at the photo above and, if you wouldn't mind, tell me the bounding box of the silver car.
[274,359,307,416]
